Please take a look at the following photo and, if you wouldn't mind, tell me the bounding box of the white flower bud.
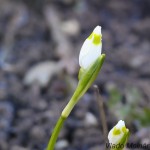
[108,120,129,145]
[79,26,102,69]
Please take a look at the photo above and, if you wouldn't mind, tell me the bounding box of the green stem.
[46,54,105,150]
[46,116,66,150]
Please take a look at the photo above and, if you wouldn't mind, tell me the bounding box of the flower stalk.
[46,26,105,150]
[62,54,105,118]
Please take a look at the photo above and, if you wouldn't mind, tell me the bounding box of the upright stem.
[46,116,66,150]
[46,55,105,150]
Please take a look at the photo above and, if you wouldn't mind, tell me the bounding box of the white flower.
[79,26,102,70]
[108,120,128,145]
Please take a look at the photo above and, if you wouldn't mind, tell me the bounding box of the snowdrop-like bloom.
[108,120,129,145]
[47,26,105,150]
[79,26,102,70]
[62,26,105,118]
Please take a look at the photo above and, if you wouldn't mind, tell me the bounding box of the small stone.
[73,128,84,139]
[129,55,145,69]
[61,19,80,36]
[0,102,14,137]
[105,82,116,92]
[30,126,46,141]
[0,82,7,99]
[11,145,29,150]
[74,109,86,119]
[62,0,75,5]
[136,128,150,139]
[33,100,47,110]
[55,140,69,149]
[17,118,33,131]
[0,119,10,130]
[141,138,150,145]
[18,109,33,118]
[0,102,14,121]
[89,145,105,150]
[0,140,8,150]
[83,128,103,146]
[84,112,98,127]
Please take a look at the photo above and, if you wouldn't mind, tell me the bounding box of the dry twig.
[94,85,109,150]
[44,6,77,74]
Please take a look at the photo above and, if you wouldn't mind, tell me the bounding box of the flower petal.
[108,120,128,145]
[79,26,102,69]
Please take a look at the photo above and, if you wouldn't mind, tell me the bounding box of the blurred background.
[0,0,150,150]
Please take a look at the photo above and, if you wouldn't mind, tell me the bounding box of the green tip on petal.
[93,34,101,45]
[108,120,130,150]
[113,127,121,135]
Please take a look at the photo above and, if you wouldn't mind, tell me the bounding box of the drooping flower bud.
[108,120,129,148]
[79,26,102,70]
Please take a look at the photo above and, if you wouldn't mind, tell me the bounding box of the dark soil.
[0,0,150,150]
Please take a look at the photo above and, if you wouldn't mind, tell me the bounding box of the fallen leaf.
[24,61,64,87]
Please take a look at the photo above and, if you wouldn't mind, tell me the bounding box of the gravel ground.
[0,0,150,150]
